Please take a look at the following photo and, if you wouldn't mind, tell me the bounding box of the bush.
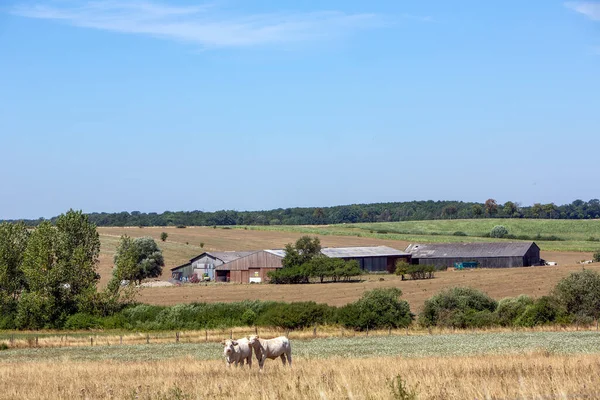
[160,232,168,242]
[514,296,568,327]
[594,251,600,263]
[241,309,257,326]
[453,231,467,237]
[496,295,534,326]
[64,313,103,330]
[15,291,56,329]
[255,302,335,329]
[338,288,413,330]
[490,225,508,239]
[553,269,600,320]
[419,287,497,328]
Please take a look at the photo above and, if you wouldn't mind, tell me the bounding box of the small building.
[214,250,284,283]
[320,246,412,273]
[171,251,254,281]
[406,242,541,269]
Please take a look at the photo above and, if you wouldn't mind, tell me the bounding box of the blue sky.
[0,0,599,219]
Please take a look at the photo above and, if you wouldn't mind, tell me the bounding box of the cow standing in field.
[222,338,253,368]
[247,335,292,371]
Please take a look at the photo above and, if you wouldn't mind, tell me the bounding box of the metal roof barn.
[406,242,541,268]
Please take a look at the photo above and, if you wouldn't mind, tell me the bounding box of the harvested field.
[2,332,600,399]
[139,259,598,311]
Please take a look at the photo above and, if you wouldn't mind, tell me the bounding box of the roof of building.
[265,249,286,258]
[189,251,256,264]
[405,242,539,259]
[320,246,410,258]
[171,262,191,272]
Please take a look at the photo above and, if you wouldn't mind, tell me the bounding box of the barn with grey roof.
[405,242,541,268]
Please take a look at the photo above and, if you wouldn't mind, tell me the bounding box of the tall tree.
[0,222,29,301]
[282,236,322,268]
[484,199,498,217]
[111,236,164,287]
[18,210,100,327]
[503,201,517,218]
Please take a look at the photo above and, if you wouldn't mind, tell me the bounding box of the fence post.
[146,334,150,344]
[313,326,317,337]
[90,337,93,347]
[230,330,233,339]
[120,336,123,345]
[205,330,208,342]
[255,326,258,335]
[366,326,369,336]
[176,332,180,343]
[341,328,344,337]
[389,327,392,336]
[35,336,38,348]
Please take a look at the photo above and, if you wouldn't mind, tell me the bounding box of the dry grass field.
[96,226,597,310]
[2,350,600,399]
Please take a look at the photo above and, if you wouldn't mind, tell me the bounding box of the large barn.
[406,242,541,268]
[320,246,412,273]
[214,250,284,283]
[171,251,254,281]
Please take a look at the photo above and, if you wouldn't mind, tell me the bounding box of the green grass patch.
[2,331,600,363]
[233,219,600,252]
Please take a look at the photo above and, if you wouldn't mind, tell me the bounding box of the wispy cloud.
[11,1,386,48]
[565,1,600,21]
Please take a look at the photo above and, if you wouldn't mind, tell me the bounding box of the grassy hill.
[238,219,600,252]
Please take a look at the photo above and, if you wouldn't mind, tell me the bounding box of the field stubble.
[1,352,599,399]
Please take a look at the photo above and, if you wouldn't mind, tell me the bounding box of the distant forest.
[4,199,600,227]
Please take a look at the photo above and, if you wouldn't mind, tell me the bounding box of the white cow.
[247,335,292,371]
[222,338,253,368]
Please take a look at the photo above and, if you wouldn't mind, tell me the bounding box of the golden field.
[1,353,599,399]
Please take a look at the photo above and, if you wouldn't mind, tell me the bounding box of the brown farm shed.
[214,250,284,283]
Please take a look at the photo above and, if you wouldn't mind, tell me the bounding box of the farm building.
[214,250,284,283]
[173,245,411,284]
[171,251,254,281]
[405,242,541,268]
[320,246,412,273]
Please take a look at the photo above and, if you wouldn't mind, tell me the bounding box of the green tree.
[281,236,321,268]
[19,210,101,327]
[472,204,483,218]
[503,201,518,217]
[111,236,165,287]
[395,260,410,281]
[160,232,168,242]
[0,222,29,301]
[594,251,600,263]
[553,269,600,321]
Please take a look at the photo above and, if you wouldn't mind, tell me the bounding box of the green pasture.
[2,331,600,363]
[235,219,600,252]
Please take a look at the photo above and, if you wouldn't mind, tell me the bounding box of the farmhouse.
[171,251,254,281]
[405,242,541,268]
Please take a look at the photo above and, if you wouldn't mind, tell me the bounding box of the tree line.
[4,199,600,227]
